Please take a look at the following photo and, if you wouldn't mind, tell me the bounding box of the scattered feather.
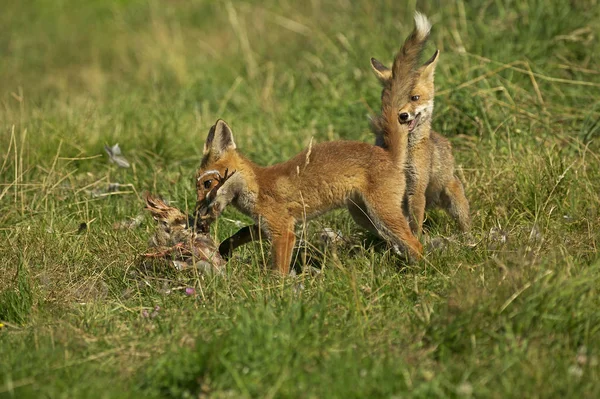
[113,214,144,230]
[426,236,449,252]
[528,224,543,242]
[488,227,508,248]
[319,227,346,245]
[104,143,130,168]
[87,182,134,198]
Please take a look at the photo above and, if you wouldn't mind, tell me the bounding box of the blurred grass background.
[1,0,600,397]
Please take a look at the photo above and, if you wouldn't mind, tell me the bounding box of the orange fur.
[195,121,422,274]
[370,45,471,234]
[194,13,437,274]
[371,12,432,165]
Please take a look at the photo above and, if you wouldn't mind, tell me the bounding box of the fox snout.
[398,111,412,122]
[398,109,421,132]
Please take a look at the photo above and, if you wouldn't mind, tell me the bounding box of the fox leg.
[218,224,261,259]
[440,176,471,232]
[405,145,431,236]
[361,192,423,260]
[268,219,296,275]
[406,182,427,236]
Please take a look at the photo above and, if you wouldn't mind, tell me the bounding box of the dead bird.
[142,193,225,274]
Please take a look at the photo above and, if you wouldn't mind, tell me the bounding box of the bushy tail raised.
[392,11,431,86]
[373,12,431,163]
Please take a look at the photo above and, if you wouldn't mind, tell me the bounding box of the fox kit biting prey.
[195,117,422,274]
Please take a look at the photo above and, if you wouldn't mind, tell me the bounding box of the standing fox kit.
[370,43,471,234]
[195,119,422,274]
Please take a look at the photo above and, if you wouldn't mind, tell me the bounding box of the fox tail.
[373,11,431,164]
[392,11,431,86]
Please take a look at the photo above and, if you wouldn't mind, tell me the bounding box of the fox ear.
[370,57,392,83]
[204,119,236,156]
[420,49,440,82]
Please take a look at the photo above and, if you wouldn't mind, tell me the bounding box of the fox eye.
[203,180,213,190]
[411,95,420,101]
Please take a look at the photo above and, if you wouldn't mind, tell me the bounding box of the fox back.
[197,123,408,221]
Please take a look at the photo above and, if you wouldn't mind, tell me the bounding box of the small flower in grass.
[577,346,588,366]
[150,305,160,318]
[185,287,195,296]
[568,365,584,379]
[142,305,161,319]
[457,382,473,397]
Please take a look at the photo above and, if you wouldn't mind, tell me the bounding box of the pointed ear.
[420,50,440,82]
[203,119,236,156]
[370,57,392,84]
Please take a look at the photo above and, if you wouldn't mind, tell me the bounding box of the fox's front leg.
[406,149,430,236]
[407,181,427,236]
[218,224,261,259]
[268,219,296,275]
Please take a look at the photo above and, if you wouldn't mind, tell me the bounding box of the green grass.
[1,0,600,397]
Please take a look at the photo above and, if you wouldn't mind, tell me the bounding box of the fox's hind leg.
[440,176,471,232]
[360,191,423,260]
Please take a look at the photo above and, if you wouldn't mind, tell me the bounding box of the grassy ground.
[1,0,600,397]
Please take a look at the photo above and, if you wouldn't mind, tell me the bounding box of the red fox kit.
[194,13,432,274]
[195,119,421,274]
[370,44,471,235]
